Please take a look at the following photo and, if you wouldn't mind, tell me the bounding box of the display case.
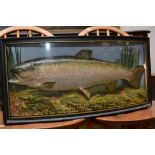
[0,36,151,124]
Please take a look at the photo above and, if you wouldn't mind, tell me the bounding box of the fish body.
[9,50,144,97]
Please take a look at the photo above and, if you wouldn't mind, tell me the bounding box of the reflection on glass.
[6,40,148,118]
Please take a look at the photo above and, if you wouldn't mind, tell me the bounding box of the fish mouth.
[9,78,20,84]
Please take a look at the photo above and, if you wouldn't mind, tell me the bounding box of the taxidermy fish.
[9,49,144,99]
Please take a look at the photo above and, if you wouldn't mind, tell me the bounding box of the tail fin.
[129,65,145,88]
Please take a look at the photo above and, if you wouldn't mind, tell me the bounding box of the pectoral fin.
[41,82,56,89]
[79,87,91,99]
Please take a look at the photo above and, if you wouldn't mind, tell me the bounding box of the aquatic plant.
[9,88,148,116]
[7,46,22,91]
[60,93,89,112]
[7,46,15,79]
[7,46,22,78]
[15,47,22,65]
[121,45,140,68]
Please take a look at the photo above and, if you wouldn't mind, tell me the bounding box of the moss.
[9,88,148,117]
[125,88,147,99]
[60,93,90,112]
[87,88,147,111]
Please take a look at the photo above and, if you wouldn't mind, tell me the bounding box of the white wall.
[121,26,155,75]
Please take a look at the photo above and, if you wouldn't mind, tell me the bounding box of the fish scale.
[12,59,133,90]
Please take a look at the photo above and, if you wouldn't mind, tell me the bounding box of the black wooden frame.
[0,36,152,124]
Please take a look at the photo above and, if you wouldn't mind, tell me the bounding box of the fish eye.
[10,68,19,74]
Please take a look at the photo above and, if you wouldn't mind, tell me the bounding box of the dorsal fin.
[75,49,92,59]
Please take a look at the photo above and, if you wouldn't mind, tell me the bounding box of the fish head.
[9,76,56,90]
[9,73,42,88]
[9,69,29,86]
[9,63,56,90]
[9,63,38,86]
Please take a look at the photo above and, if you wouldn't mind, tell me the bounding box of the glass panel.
[6,40,148,118]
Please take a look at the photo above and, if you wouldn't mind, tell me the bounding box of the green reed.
[7,46,22,91]
[121,45,140,68]
[7,46,22,78]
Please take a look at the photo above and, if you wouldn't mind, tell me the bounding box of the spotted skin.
[9,58,144,91]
